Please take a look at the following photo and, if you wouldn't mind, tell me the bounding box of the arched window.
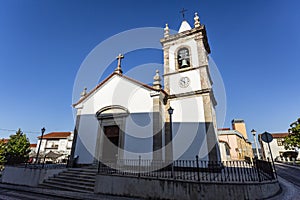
[177,47,190,69]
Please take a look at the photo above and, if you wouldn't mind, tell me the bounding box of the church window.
[177,47,190,69]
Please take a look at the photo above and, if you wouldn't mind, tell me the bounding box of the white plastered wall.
[170,96,208,160]
[74,75,155,163]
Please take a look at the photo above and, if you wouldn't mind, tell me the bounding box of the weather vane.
[180,8,188,19]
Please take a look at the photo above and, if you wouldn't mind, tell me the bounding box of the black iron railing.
[98,156,276,183]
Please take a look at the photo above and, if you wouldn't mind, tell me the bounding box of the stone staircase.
[39,167,98,193]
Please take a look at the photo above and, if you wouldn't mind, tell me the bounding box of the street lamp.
[251,129,260,159]
[168,107,174,147]
[35,127,46,164]
[168,106,174,176]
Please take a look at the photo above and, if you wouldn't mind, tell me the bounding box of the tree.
[284,118,300,150]
[5,129,30,165]
[0,139,6,168]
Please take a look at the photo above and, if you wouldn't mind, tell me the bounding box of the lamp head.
[168,107,174,115]
[251,129,256,136]
[41,127,46,134]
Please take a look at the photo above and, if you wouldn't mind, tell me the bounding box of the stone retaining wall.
[2,166,65,186]
[95,174,280,200]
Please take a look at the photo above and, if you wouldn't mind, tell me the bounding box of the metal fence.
[98,156,276,183]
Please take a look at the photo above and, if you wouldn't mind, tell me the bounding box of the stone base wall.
[2,166,65,186]
[95,174,280,200]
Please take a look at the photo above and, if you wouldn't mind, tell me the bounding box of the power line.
[0,128,40,134]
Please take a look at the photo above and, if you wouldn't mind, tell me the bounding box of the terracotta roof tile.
[0,138,9,143]
[30,144,37,147]
[270,133,289,138]
[258,132,289,139]
[38,132,71,139]
[218,128,230,131]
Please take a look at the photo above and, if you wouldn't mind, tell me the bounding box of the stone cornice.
[167,88,211,100]
[160,25,210,54]
[163,65,208,77]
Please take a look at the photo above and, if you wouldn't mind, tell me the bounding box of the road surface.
[268,162,300,200]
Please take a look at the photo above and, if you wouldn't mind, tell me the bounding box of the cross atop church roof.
[115,53,124,74]
[180,8,188,19]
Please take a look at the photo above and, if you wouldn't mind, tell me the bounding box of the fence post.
[196,155,200,182]
[138,155,141,178]
[255,159,262,182]
[171,160,174,179]
[97,160,101,174]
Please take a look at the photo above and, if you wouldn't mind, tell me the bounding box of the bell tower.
[160,12,220,161]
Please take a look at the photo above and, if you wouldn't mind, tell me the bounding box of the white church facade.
[71,13,220,166]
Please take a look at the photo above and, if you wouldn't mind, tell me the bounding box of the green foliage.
[5,129,30,165]
[0,139,6,165]
[284,118,300,150]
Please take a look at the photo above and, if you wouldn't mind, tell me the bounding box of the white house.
[71,13,220,166]
[259,133,300,161]
[36,132,73,163]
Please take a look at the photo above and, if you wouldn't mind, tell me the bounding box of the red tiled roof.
[218,128,230,131]
[30,144,37,148]
[270,133,289,138]
[258,132,289,139]
[38,132,71,139]
[73,72,168,107]
[0,138,9,143]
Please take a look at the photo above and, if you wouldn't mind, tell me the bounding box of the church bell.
[181,59,189,67]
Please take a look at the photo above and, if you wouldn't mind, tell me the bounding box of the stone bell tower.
[160,12,220,161]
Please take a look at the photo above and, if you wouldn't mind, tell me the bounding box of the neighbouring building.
[28,143,37,163]
[36,132,73,163]
[259,132,300,161]
[30,143,37,152]
[71,13,221,166]
[218,119,253,161]
[0,138,9,144]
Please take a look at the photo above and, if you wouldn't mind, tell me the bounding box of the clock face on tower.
[179,77,190,88]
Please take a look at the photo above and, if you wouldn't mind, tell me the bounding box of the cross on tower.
[180,8,188,19]
[115,53,124,74]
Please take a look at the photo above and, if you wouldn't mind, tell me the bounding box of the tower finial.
[180,8,188,20]
[115,53,124,74]
[194,12,200,28]
[164,23,169,37]
[153,69,162,90]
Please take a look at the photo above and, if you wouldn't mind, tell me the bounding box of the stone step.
[40,182,94,193]
[57,172,96,179]
[48,177,95,186]
[61,170,97,176]
[40,167,98,193]
[43,179,95,191]
[53,174,96,182]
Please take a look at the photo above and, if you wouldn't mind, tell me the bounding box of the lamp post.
[35,127,46,164]
[251,129,260,159]
[168,107,174,159]
[168,106,174,176]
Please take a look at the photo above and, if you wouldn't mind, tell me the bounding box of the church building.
[71,13,220,166]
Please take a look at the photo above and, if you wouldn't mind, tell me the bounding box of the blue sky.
[0,0,299,143]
